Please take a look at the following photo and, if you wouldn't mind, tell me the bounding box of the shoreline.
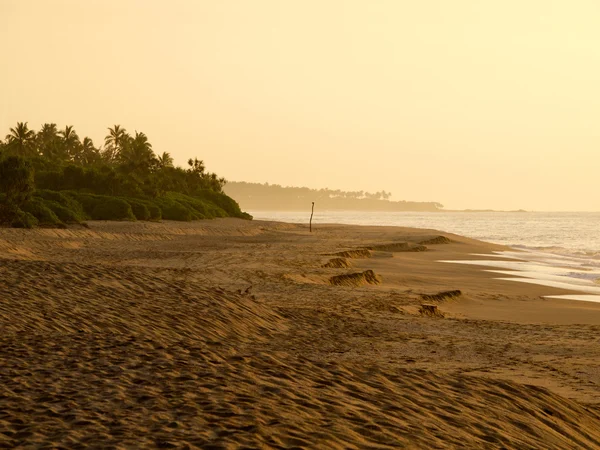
[3,218,600,447]
[250,210,600,260]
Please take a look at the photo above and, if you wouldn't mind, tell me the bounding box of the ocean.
[251,210,600,303]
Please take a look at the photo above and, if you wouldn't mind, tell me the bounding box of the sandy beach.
[2,218,600,449]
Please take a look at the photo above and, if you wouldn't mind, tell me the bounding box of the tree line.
[0,122,248,227]
[0,122,225,195]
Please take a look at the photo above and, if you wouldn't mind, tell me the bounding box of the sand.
[2,218,600,449]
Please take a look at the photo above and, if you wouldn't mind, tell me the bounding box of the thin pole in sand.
[310,202,315,232]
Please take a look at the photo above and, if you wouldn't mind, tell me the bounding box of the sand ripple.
[2,220,600,448]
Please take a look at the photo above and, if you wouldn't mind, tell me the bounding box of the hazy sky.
[2,1,599,211]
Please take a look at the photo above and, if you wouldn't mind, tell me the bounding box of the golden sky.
[1,0,599,211]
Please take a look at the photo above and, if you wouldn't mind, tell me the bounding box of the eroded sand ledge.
[2,218,600,449]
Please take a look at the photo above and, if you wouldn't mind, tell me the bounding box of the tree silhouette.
[0,156,35,222]
[5,122,36,157]
[187,157,205,175]
[0,121,244,218]
[79,137,101,165]
[59,125,81,162]
[103,125,128,163]
[119,131,156,172]
[157,151,174,169]
[36,123,60,160]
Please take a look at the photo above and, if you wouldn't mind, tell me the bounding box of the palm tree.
[119,131,156,171]
[59,125,79,145]
[132,131,152,151]
[37,123,58,143]
[59,125,81,162]
[36,123,60,160]
[5,122,36,157]
[157,151,174,169]
[103,125,128,163]
[79,137,101,165]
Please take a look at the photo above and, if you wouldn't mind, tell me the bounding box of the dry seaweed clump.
[329,270,381,287]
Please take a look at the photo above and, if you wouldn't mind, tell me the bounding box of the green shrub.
[130,198,162,221]
[195,189,246,218]
[91,197,136,221]
[34,189,86,220]
[34,189,69,204]
[44,200,82,224]
[21,198,63,227]
[165,193,207,219]
[123,198,151,221]
[0,156,35,224]
[68,193,100,217]
[207,204,227,218]
[205,202,227,218]
[144,202,162,221]
[0,156,35,206]
[35,170,63,191]
[156,198,193,221]
[11,209,39,229]
[165,192,231,219]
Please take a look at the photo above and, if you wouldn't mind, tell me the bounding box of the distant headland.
[224,182,528,213]
[223,182,444,212]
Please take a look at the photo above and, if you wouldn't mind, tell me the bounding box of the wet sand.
[2,219,600,448]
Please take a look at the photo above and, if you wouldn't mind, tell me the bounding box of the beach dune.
[2,219,600,448]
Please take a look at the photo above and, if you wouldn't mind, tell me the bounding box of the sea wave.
[510,244,600,261]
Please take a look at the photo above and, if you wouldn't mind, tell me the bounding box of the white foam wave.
[443,248,600,304]
[510,244,600,260]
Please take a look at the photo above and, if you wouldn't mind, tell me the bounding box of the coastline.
[2,218,600,448]
[250,210,600,259]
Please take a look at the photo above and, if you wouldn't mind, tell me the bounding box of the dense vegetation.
[224,182,444,212]
[0,122,250,228]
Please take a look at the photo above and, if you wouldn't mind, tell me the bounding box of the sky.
[1,0,599,211]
